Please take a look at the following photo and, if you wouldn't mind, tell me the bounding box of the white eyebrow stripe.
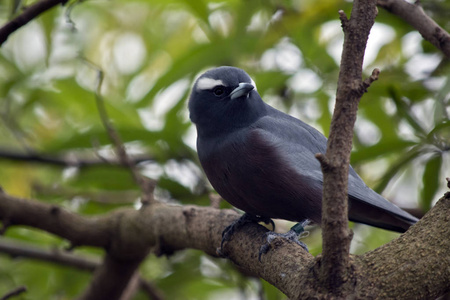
[250,77,257,91]
[196,78,225,91]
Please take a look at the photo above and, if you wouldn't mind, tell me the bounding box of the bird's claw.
[219,213,256,256]
[219,213,274,257]
[220,223,237,253]
[258,221,310,262]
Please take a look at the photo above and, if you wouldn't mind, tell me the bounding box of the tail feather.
[348,195,418,233]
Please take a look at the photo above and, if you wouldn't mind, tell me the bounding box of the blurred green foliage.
[0,0,449,299]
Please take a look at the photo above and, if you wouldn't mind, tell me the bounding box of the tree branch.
[90,63,156,205]
[356,192,450,299]
[0,238,99,271]
[317,1,379,295]
[0,286,27,300]
[0,148,154,168]
[0,0,68,46]
[0,191,112,249]
[77,254,144,300]
[0,239,164,300]
[1,188,448,299]
[378,0,450,58]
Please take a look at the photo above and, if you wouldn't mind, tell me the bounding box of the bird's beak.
[230,82,254,100]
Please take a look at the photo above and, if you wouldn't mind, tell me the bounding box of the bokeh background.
[0,0,449,299]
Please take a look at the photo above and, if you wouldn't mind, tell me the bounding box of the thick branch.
[378,0,450,57]
[317,1,378,294]
[0,192,112,249]
[0,0,68,46]
[0,190,311,298]
[1,189,449,299]
[357,192,450,299]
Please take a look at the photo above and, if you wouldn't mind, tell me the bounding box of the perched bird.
[188,66,418,251]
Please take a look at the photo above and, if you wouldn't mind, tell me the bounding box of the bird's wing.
[252,109,418,231]
[251,113,326,184]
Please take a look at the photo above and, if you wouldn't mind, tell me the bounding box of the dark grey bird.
[188,66,418,250]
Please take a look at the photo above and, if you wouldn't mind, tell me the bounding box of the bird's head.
[189,66,266,137]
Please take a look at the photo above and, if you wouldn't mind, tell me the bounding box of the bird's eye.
[213,86,224,96]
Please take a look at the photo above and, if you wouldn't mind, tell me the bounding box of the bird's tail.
[348,194,418,233]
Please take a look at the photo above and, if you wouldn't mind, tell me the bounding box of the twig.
[87,61,156,205]
[138,279,165,300]
[377,0,450,57]
[0,0,69,46]
[0,148,155,168]
[316,1,378,294]
[64,0,83,31]
[0,238,99,271]
[0,286,27,300]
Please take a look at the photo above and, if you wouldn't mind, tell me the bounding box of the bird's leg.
[219,213,268,256]
[258,219,310,262]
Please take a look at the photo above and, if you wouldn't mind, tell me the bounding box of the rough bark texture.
[355,194,450,299]
[317,0,379,295]
[1,190,449,299]
[378,0,450,58]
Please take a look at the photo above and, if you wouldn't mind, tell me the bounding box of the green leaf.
[184,0,209,24]
[387,86,427,137]
[137,41,233,108]
[420,153,442,211]
[70,166,137,191]
[374,145,422,193]
[426,121,450,150]
[351,140,416,164]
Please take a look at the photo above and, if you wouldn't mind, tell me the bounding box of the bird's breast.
[197,131,322,223]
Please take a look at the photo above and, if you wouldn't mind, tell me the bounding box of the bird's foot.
[258,220,310,262]
[219,213,272,257]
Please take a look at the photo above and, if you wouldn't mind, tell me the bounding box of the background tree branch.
[378,0,450,57]
[0,239,164,300]
[90,66,156,205]
[0,238,100,271]
[0,286,27,300]
[0,0,68,46]
[0,148,155,168]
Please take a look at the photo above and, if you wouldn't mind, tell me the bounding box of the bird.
[188,66,418,253]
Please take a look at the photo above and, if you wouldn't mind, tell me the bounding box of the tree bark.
[1,190,449,299]
[317,0,379,295]
[378,0,450,58]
